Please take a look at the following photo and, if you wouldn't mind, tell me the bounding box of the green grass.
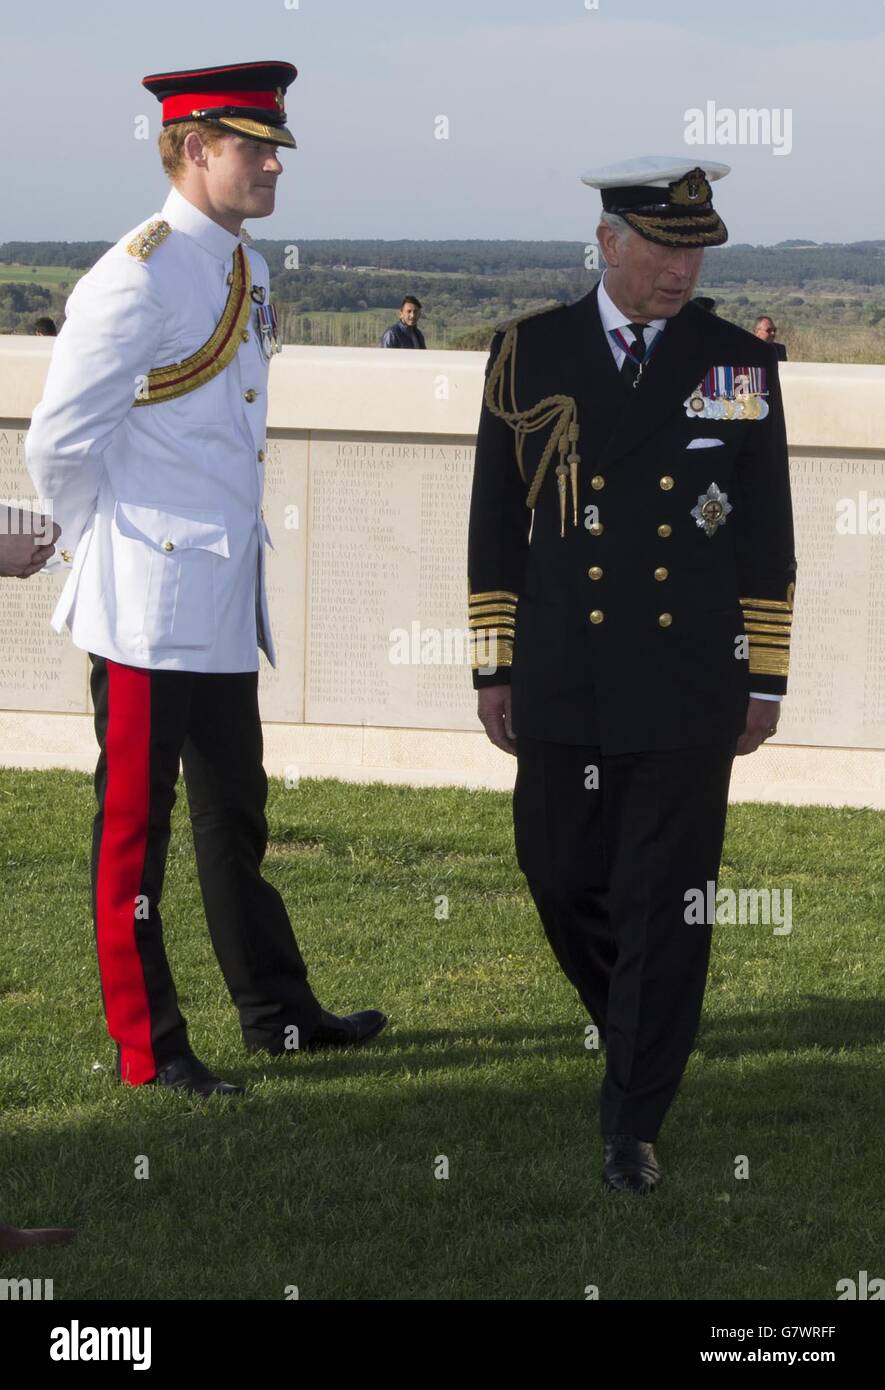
[0,263,84,288]
[0,770,882,1300]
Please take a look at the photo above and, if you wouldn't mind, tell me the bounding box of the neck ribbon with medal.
[250,283,281,359]
[609,325,661,388]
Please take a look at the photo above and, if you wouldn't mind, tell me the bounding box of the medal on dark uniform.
[685,366,769,419]
[691,482,733,537]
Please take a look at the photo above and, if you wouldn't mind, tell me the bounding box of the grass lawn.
[0,769,882,1301]
[0,264,84,289]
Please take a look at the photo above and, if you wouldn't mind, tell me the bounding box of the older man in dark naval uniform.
[467,157,796,1192]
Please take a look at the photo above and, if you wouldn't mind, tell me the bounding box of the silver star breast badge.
[691,482,732,537]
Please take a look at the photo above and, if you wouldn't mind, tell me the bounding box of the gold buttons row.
[589,611,673,627]
[591,476,673,493]
[587,566,667,581]
[590,521,671,538]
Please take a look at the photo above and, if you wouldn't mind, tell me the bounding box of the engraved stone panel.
[258,433,308,723]
[305,435,477,729]
[776,453,885,749]
[0,427,88,713]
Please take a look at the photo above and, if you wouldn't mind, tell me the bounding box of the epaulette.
[126,220,172,261]
[494,301,565,334]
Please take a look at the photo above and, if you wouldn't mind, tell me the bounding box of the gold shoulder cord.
[484,307,580,538]
[131,243,253,407]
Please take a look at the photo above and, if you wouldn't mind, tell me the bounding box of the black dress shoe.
[602,1134,662,1193]
[150,1055,245,1098]
[303,1008,388,1050]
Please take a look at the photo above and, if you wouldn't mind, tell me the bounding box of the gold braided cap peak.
[126,220,173,261]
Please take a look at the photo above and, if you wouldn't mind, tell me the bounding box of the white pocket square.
[686,437,724,449]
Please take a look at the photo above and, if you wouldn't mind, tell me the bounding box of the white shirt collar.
[597,273,667,353]
[161,185,243,263]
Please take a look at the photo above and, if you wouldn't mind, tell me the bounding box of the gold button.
[244,389,257,403]
[658,612,672,627]
[589,609,605,625]
[659,476,674,491]
[257,449,266,462]
[591,475,605,491]
[162,541,175,553]
[654,567,669,581]
[657,524,672,538]
[60,549,72,563]
[589,522,603,536]
[241,329,250,342]
[588,566,603,580]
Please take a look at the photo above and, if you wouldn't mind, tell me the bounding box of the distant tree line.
[0,241,113,269]
[4,238,884,286]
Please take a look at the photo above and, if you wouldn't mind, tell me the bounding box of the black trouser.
[513,736,735,1141]
[89,654,322,1084]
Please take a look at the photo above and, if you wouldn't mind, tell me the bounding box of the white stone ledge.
[4,337,885,449]
[0,712,882,809]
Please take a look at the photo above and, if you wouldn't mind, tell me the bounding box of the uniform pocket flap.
[114,501,230,557]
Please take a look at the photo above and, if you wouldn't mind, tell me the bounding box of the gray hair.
[598,211,633,243]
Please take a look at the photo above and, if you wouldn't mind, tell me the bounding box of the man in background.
[0,505,74,1250]
[32,316,58,337]
[754,314,787,360]
[381,295,426,348]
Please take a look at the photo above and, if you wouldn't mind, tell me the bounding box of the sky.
[1,0,884,245]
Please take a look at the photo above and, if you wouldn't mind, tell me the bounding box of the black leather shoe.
[303,1008,388,1050]
[150,1055,245,1098]
[602,1134,662,1193]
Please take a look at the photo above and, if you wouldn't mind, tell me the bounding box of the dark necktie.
[620,322,648,385]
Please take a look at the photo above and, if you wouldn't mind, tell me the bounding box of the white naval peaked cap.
[581,155,731,189]
[581,156,731,247]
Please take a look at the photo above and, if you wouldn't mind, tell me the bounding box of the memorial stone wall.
[0,343,883,806]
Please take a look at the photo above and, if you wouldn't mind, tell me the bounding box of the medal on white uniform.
[256,300,280,359]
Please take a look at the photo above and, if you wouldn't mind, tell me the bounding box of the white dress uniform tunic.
[17,60,347,1090]
[27,182,275,673]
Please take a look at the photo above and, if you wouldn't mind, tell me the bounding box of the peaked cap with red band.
[143,60,297,149]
